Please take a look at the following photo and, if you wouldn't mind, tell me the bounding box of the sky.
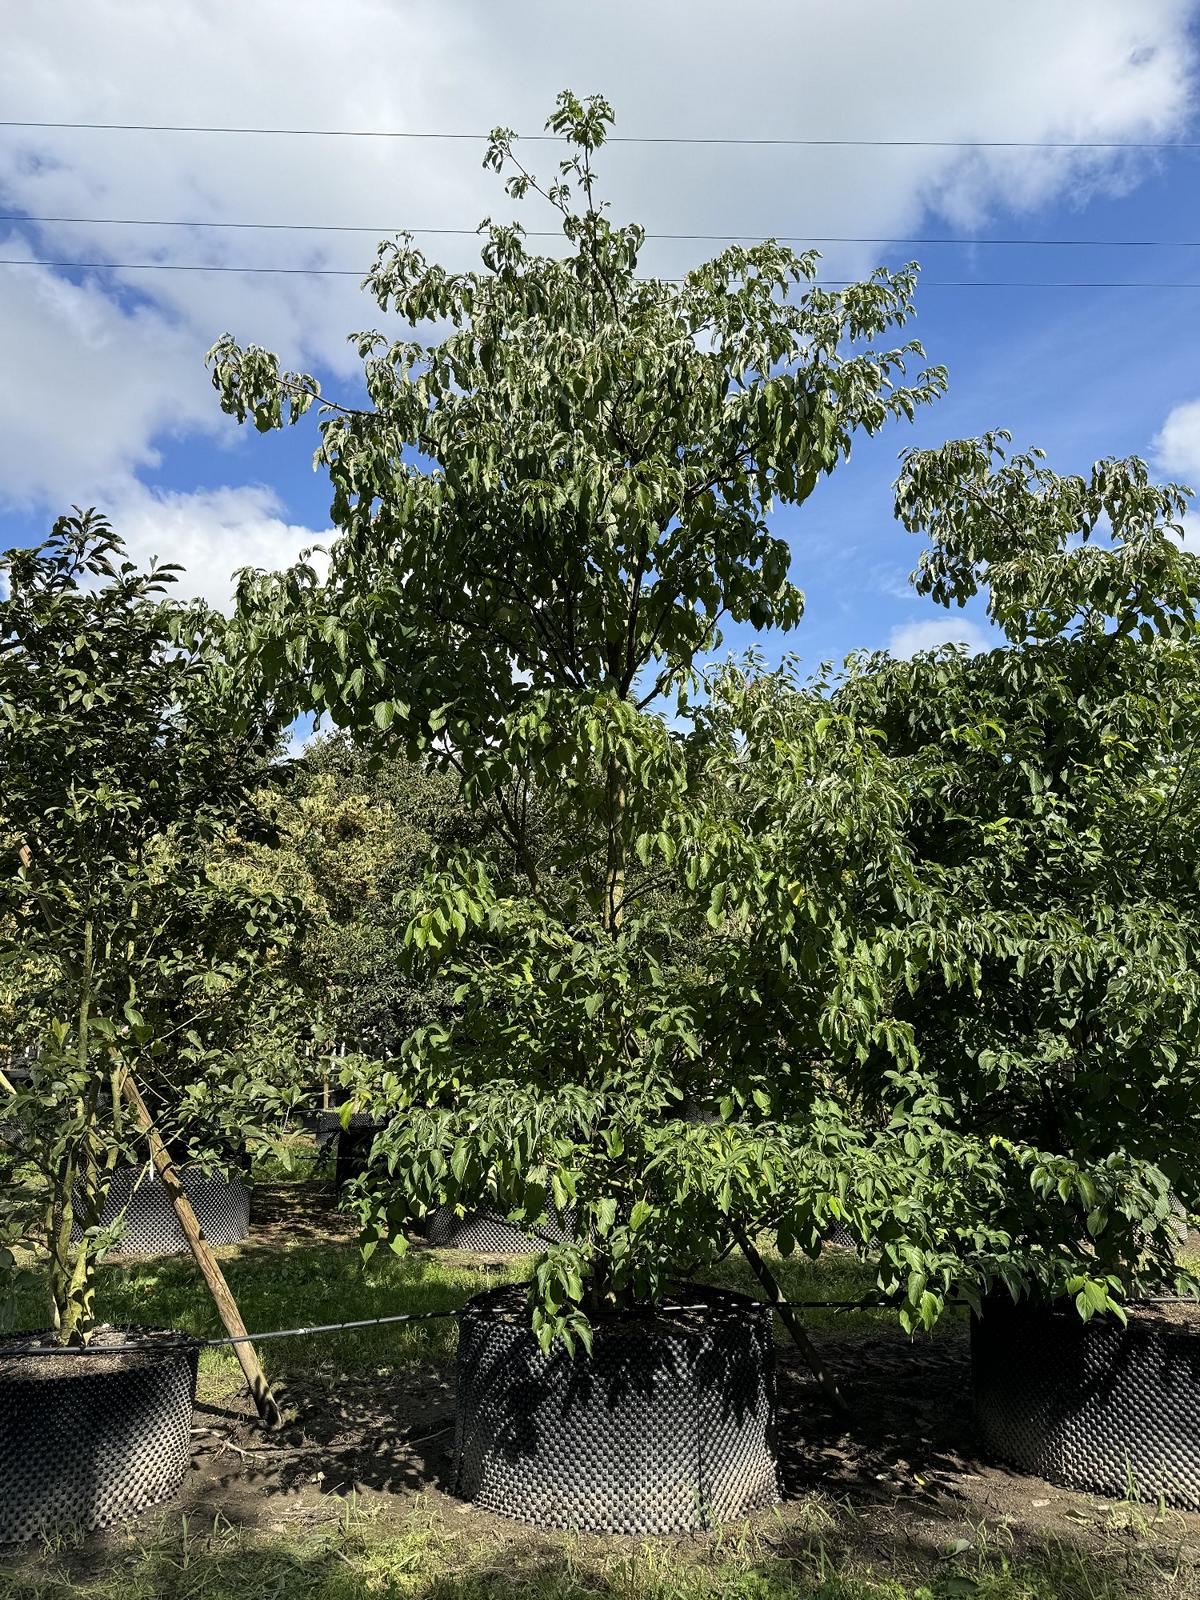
[4,0,1200,681]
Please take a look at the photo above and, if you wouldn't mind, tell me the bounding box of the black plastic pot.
[454,1283,780,1533]
[71,1164,250,1257]
[320,1114,387,1192]
[972,1296,1200,1507]
[312,1107,345,1156]
[0,1326,199,1543]
[426,1205,574,1254]
[0,1062,33,1151]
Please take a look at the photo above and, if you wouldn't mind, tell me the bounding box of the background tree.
[825,435,1200,1320]
[0,510,305,1343]
[209,91,945,1347]
[233,735,493,1062]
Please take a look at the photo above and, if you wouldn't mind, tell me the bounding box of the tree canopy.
[205,89,1200,1345]
[827,435,1200,1315]
[0,510,306,1341]
[206,90,948,1349]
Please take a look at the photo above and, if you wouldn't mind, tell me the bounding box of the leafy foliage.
[0,510,306,1341]
[208,90,945,1347]
[229,733,495,1057]
[821,434,1200,1321]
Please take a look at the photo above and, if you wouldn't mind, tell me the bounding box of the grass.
[4,1233,895,1403]
[3,1203,525,1402]
[3,1144,903,1401]
[0,1501,1173,1600]
[694,1248,953,1337]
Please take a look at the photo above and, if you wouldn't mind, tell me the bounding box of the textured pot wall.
[972,1298,1200,1508]
[324,1116,386,1191]
[71,1165,249,1257]
[454,1284,780,1533]
[426,1205,574,1254]
[0,1329,198,1543]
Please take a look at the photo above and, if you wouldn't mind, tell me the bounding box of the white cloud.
[0,0,1195,569]
[888,617,990,658]
[107,482,330,611]
[0,242,213,507]
[1153,399,1200,482]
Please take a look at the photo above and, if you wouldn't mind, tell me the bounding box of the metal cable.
[4,1291,1190,1356]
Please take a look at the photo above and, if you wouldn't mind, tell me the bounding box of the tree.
[825,434,1200,1320]
[0,510,305,1342]
[233,735,495,1060]
[209,91,945,1347]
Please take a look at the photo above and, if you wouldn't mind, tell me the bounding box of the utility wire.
[5,214,1200,249]
[2,118,1199,151]
[2,256,1200,289]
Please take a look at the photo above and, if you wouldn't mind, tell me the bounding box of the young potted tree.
[209,92,946,1531]
[830,433,1200,1506]
[0,512,302,1540]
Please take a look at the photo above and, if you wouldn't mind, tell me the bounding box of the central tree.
[211,91,945,1346]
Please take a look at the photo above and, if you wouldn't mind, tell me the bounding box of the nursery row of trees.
[3,91,1200,1348]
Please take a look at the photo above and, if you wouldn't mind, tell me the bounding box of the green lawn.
[3,1168,897,1400]
[5,1235,896,1402]
[5,1220,517,1402]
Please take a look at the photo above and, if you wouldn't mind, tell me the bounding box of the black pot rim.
[461,1279,772,1327]
[0,1323,202,1365]
[978,1295,1200,1334]
[79,1160,248,1185]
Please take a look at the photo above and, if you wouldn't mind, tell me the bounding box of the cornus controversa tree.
[830,435,1200,1321]
[209,91,946,1352]
[0,511,305,1347]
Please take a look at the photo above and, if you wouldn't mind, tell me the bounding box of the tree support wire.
[0,1293,884,1360]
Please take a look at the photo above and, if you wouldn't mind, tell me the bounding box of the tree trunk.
[732,1224,849,1417]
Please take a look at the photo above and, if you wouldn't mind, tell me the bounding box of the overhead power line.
[5,213,1200,249]
[4,255,1200,289]
[1,117,1199,151]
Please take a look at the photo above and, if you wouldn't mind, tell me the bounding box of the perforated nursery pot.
[971,1296,1200,1507]
[453,1283,780,1534]
[0,1327,199,1543]
[425,1204,574,1254]
[324,1114,387,1191]
[71,1164,250,1257]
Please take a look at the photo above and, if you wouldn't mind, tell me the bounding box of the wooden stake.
[732,1224,849,1417]
[120,1074,283,1428]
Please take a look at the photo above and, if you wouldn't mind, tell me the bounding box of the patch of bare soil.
[243,1179,359,1250]
[0,1324,194,1380]
[773,1330,1197,1573]
[160,1324,1198,1580]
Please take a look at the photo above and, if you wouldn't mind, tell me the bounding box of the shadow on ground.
[2,1323,1196,1598]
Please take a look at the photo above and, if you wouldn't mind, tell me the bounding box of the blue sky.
[3,0,1200,687]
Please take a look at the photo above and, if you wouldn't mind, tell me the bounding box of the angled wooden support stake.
[732,1223,849,1418]
[120,1073,282,1428]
